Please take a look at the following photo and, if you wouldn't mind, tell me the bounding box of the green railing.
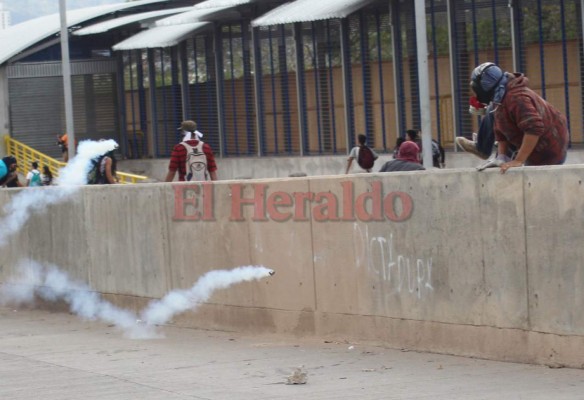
[4,135,148,184]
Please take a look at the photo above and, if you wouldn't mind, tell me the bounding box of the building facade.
[0,0,581,161]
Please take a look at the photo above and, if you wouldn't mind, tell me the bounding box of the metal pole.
[59,0,75,160]
[390,0,404,138]
[339,19,352,154]
[446,0,460,146]
[250,26,263,157]
[581,0,584,68]
[293,23,306,156]
[509,0,521,72]
[213,24,225,158]
[414,0,433,168]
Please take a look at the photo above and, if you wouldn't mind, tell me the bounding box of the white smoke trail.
[141,266,275,326]
[0,139,118,246]
[0,259,157,339]
[0,261,275,338]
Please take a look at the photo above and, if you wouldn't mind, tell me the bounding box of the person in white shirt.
[26,161,42,187]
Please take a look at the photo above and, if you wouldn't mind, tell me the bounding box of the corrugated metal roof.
[193,0,255,9]
[112,22,211,51]
[74,7,193,36]
[251,0,377,26]
[0,0,169,65]
[155,5,237,26]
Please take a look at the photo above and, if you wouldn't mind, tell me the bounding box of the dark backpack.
[357,145,375,170]
[87,156,105,185]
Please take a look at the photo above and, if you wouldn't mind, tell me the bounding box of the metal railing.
[4,135,148,184]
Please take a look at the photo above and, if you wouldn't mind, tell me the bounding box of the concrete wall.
[1,166,584,367]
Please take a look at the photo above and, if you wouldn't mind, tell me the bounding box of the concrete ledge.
[314,312,584,369]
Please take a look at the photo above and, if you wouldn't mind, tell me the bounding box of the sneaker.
[455,137,489,160]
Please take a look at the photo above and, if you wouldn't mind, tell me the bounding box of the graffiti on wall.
[353,224,434,299]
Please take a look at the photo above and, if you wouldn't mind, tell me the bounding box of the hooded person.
[469,62,569,173]
[0,156,17,181]
[456,62,506,161]
[0,156,12,181]
[0,156,22,187]
[379,141,426,172]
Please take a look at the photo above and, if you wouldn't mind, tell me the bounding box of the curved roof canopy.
[252,0,377,26]
[154,5,238,26]
[193,0,257,9]
[74,7,193,36]
[0,0,169,65]
[112,22,211,50]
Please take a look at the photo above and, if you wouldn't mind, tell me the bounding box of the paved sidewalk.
[1,307,584,400]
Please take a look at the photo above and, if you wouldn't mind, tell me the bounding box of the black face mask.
[471,80,494,104]
[471,64,503,104]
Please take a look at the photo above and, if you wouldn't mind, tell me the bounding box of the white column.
[414,0,433,168]
[59,0,75,160]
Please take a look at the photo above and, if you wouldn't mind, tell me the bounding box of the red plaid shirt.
[494,73,568,166]
[168,140,217,181]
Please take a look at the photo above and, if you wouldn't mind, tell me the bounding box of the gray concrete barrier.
[1,165,583,368]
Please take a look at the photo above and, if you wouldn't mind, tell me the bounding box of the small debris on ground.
[286,366,308,385]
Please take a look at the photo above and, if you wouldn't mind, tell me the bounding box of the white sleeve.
[26,172,32,180]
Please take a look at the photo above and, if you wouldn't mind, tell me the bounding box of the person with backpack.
[87,149,119,184]
[165,120,218,182]
[26,161,42,187]
[345,134,379,174]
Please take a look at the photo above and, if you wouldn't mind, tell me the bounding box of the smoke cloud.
[0,138,276,338]
[0,259,157,339]
[0,260,274,338]
[141,266,275,325]
[0,139,118,246]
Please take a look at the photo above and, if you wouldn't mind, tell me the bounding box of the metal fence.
[118,0,583,159]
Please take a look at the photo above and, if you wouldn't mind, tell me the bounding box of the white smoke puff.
[56,139,118,186]
[0,259,44,306]
[0,139,119,247]
[0,187,74,246]
[2,260,159,339]
[140,289,192,327]
[142,266,274,326]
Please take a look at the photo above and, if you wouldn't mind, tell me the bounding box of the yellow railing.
[3,136,148,184]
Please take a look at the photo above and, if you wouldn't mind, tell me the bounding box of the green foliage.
[521,2,578,43]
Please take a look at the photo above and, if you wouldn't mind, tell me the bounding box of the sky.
[3,0,127,25]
